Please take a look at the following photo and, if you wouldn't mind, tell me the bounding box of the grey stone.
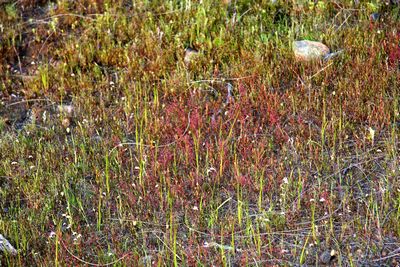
[319,249,336,265]
[0,234,17,255]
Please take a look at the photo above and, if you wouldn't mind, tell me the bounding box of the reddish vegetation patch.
[384,31,400,69]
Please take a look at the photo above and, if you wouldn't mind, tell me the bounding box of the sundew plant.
[0,0,399,266]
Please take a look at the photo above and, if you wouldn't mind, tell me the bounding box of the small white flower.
[73,234,82,244]
[42,111,47,122]
[62,213,71,219]
[282,177,289,184]
[368,127,375,142]
[49,231,56,238]
[319,197,326,202]
[207,167,216,175]
[288,137,294,146]
[192,206,198,211]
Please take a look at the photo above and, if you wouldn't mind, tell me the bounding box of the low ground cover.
[0,0,399,266]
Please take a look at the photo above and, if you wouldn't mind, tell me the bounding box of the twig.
[185,223,313,238]
[24,13,97,25]
[335,13,352,32]
[307,61,334,81]
[189,75,255,84]
[38,31,55,59]
[203,241,234,251]
[0,74,36,79]
[5,98,55,107]
[154,234,182,261]
[13,46,23,74]
[237,8,252,22]
[372,251,400,262]
[109,111,191,154]
[292,206,342,226]
[59,238,131,266]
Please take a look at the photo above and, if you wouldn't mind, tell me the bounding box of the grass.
[0,0,399,266]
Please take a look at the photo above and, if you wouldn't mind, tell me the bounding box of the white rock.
[293,40,330,62]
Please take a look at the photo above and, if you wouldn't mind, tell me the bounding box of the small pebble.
[320,249,336,264]
[370,13,380,21]
[62,118,70,128]
[184,47,199,65]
